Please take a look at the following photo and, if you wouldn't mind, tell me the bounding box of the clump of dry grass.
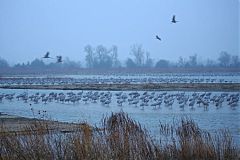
[0,112,239,160]
[158,117,239,159]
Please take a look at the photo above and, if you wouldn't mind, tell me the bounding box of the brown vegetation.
[0,112,239,160]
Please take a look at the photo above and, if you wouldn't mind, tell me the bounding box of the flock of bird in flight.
[42,52,62,63]
[42,15,178,63]
[156,15,178,41]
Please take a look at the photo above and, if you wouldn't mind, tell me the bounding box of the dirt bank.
[0,113,87,134]
[1,83,240,91]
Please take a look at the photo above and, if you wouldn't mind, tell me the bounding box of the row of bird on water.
[42,15,178,61]
[0,77,234,86]
[1,90,238,111]
[156,15,179,41]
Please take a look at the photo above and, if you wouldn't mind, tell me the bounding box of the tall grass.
[1,112,239,160]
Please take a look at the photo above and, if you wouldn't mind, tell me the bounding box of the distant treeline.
[0,44,239,74]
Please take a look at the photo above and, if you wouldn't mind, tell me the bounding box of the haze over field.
[0,0,239,65]
[0,2,240,159]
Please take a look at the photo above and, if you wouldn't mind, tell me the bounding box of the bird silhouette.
[56,56,63,63]
[156,35,161,41]
[171,15,178,23]
[42,52,51,58]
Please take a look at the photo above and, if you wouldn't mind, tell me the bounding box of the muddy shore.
[0,113,87,134]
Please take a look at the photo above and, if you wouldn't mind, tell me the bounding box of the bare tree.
[30,59,45,69]
[84,45,94,68]
[95,45,107,62]
[145,52,153,67]
[63,57,81,68]
[206,58,216,67]
[188,54,197,67]
[218,51,231,67]
[155,59,169,68]
[130,44,144,67]
[0,57,9,68]
[126,58,136,68]
[94,45,113,68]
[110,45,121,68]
[231,55,240,67]
[178,56,185,67]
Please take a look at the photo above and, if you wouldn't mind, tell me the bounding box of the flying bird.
[43,52,51,58]
[171,15,178,23]
[56,56,63,63]
[156,35,161,41]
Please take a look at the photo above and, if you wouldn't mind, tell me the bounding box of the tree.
[155,59,169,68]
[84,45,121,69]
[218,51,231,67]
[130,44,144,67]
[231,55,240,67]
[206,58,216,67]
[188,54,198,67]
[84,45,95,68]
[126,58,136,68]
[177,56,185,67]
[63,57,81,68]
[110,45,121,68]
[30,59,45,68]
[145,52,153,67]
[0,57,9,68]
[94,45,113,68]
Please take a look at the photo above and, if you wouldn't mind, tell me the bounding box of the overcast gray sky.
[0,0,239,65]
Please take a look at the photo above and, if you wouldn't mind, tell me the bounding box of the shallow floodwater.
[0,88,239,144]
[1,72,240,85]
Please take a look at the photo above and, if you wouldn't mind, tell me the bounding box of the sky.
[0,0,239,65]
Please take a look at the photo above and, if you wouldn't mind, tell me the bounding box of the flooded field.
[1,73,240,144]
[1,72,240,85]
[0,87,239,143]
[1,1,239,158]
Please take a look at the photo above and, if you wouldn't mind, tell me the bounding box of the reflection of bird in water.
[171,15,178,23]
[56,56,63,63]
[43,52,51,58]
[156,35,161,41]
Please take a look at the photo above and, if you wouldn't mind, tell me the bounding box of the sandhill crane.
[156,35,161,41]
[43,52,51,58]
[56,56,63,63]
[171,15,178,23]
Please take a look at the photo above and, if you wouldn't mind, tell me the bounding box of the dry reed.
[0,112,239,160]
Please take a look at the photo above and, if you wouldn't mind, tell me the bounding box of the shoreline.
[0,113,86,134]
[1,83,240,92]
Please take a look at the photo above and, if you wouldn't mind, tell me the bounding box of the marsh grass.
[0,112,239,160]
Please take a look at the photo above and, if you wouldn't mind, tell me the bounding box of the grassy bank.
[1,112,239,160]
